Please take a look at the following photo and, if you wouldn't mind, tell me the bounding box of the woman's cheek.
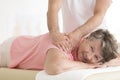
[78,53,82,61]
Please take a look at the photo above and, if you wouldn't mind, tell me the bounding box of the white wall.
[0,0,48,43]
[106,0,120,42]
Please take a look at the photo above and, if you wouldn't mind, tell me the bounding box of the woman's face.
[78,37,103,64]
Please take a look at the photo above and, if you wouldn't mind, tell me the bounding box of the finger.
[70,39,74,50]
[64,36,73,51]
[67,39,74,50]
[66,40,72,51]
[55,41,66,52]
[57,43,64,51]
[61,42,69,52]
[63,41,70,51]
[61,40,72,52]
[54,36,71,52]
[59,36,70,52]
[64,38,73,52]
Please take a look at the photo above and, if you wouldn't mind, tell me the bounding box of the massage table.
[36,66,120,80]
[1,67,120,80]
[0,68,39,80]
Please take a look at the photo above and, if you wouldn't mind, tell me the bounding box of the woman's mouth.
[78,52,87,62]
[80,53,90,63]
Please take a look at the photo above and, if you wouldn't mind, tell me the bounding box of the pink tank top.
[9,33,75,70]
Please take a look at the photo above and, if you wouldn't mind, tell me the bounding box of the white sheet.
[36,66,120,80]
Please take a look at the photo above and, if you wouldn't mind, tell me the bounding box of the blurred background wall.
[0,0,48,43]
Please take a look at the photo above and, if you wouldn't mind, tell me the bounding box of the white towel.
[36,66,120,80]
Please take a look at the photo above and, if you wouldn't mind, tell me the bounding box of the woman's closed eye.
[94,55,99,60]
[90,46,94,52]
[94,55,103,62]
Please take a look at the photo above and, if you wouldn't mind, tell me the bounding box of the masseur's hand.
[67,30,81,49]
[50,32,72,52]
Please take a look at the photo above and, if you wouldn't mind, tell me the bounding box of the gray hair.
[89,29,118,63]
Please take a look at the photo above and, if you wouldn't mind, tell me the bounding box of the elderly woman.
[0,29,118,75]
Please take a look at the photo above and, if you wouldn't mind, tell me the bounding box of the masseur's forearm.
[74,0,112,38]
[47,11,60,34]
[75,13,104,38]
[47,0,63,34]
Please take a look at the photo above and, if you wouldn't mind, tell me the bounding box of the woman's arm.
[103,55,120,67]
[44,48,99,75]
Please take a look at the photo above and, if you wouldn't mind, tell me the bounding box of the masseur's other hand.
[50,32,72,52]
[68,31,81,49]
